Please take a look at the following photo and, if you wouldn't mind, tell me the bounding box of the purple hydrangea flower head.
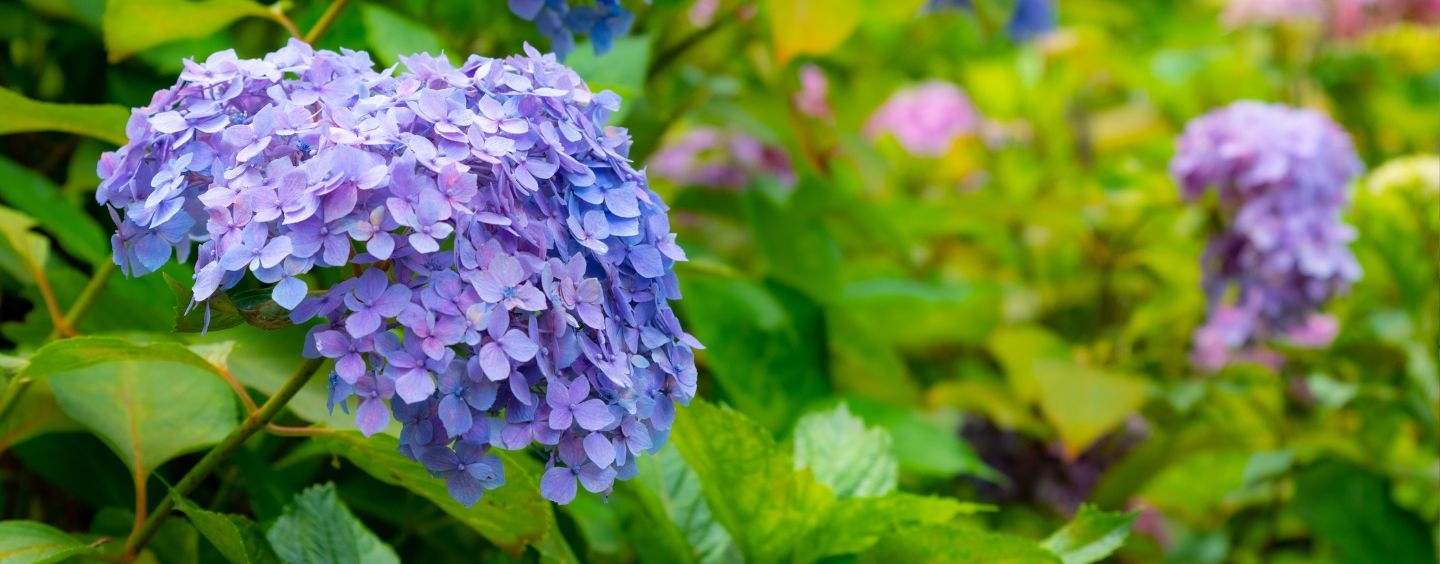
[96,39,701,506]
[864,80,981,157]
[1171,101,1362,371]
[647,127,795,190]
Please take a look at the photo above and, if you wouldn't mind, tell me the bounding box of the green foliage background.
[0,0,1436,562]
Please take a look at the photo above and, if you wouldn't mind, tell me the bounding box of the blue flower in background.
[509,0,638,59]
[1006,0,1056,42]
[929,0,1058,42]
[96,40,701,506]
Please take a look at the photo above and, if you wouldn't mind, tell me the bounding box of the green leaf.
[0,86,128,145]
[102,0,278,62]
[0,206,50,286]
[793,403,898,498]
[1294,460,1437,564]
[564,34,650,124]
[0,156,109,265]
[165,273,245,333]
[0,377,81,452]
[677,274,829,431]
[36,337,239,476]
[843,396,999,480]
[672,399,837,561]
[0,520,97,564]
[626,443,740,564]
[265,483,399,564]
[362,4,446,67]
[175,498,281,564]
[672,399,981,562]
[1040,505,1141,564]
[764,0,862,65]
[1032,361,1148,458]
[305,431,556,555]
[843,278,1002,349]
[856,525,1059,564]
[986,325,1071,404]
[745,184,842,303]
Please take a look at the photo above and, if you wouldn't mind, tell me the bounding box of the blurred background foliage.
[0,0,1436,562]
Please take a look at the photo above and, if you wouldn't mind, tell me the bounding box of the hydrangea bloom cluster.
[647,127,795,190]
[864,80,980,157]
[95,39,701,506]
[1170,101,1362,371]
[508,0,636,59]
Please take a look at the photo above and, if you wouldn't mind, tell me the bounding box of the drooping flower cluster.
[1170,101,1362,371]
[508,0,636,59]
[96,39,701,506]
[864,80,981,157]
[647,127,795,190]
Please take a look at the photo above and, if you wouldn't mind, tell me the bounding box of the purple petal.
[583,432,616,467]
[439,394,473,437]
[272,276,308,309]
[628,245,664,279]
[356,397,390,437]
[541,467,578,504]
[446,472,483,507]
[573,399,614,431]
[500,329,538,361]
[345,310,382,338]
[578,465,617,493]
[395,369,437,404]
[478,342,510,381]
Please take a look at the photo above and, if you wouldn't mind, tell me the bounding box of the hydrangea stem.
[59,260,116,336]
[121,356,324,560]
[303,0,352,45]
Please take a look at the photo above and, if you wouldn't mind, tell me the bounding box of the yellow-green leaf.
[765,0,862,65]
[102,0,278,63]
[0,520,97,564]
[1033,361,1148,458]
[0,87,129,145]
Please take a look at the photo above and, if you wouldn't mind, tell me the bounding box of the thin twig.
[304,0,353,45]
[57,260,117,338]
[34,269,75,338]
[122,357,325,560]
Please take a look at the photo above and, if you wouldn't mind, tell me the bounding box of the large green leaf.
[673,400,982,562]
[626,443,740,564]
[35,337,239,476]
[986,325,1071,404]
[305,431,557,556]
[0,156,109,266]
[0,376,80,452]
[792,403,897,498]
[266,483,399,564]
[843,396,998,480]
[1294,460,1437,564]
[856,524,1059,564]
[0,520,97,564]
[1032,361,1148,458]
[677,273,829,431]
[842,278,1002,349]
[175,498,282,564]
[0,206,50,286]
[0,86,128,145]
[362,4,446,67]
[1040,505,1141,564]
[102,0,279,62]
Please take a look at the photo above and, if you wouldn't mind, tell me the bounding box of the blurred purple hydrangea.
[864,80,981,157]
[508,0,637,59]
[1171,101,1362,371]
[647,127,795,190]
[96,39,701,506]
